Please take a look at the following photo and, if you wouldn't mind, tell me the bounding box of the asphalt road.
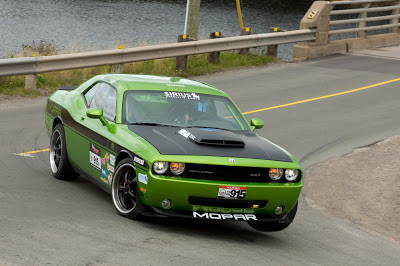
[1,50,400,265]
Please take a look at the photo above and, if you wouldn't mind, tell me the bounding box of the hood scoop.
[177,128,245,147]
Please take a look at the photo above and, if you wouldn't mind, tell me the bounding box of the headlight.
[170,162,185,175]
[285,169,300,181]
[269,168,283,180]
[153,161,169,174]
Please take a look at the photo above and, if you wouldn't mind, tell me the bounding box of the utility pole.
[184,0,201,40]
[236,0,244,30]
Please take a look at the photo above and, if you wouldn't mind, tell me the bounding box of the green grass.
[0,51,276,98]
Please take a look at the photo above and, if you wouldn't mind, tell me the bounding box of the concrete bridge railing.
[292,0,400,61]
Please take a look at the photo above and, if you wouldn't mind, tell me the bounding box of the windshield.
[122,90,249,131]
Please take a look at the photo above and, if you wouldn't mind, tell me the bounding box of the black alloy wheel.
[112,158,141,219]
[49,123,79,180]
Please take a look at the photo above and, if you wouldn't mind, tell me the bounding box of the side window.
[84,83,101,107]
[102,84,117,122]
[84,82,117,122]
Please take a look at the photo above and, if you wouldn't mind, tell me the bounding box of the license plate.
[218,186,246,199]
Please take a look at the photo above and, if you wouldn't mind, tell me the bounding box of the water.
[0,0,312,61]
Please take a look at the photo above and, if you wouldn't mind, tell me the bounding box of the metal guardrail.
[0,30,315,78]
[328,0,400,37]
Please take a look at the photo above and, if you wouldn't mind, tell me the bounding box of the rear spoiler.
[57,86,77,91]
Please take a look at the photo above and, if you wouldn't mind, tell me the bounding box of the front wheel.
[247,202,298,232]
[111,158,141,219]
[49,123,79,180]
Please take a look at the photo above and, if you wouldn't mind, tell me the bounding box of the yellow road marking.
[16,77,400,155]
[242,77,400,115]
[18,148,49,155]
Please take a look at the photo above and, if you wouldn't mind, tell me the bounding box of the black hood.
[128,125,292,162]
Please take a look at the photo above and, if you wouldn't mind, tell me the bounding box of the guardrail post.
[357,3,371,38]
[113,45,124,73]
[267,27,286,58]
[239,27,252,55]
[25,74,37,89]
[112,64,124,73]
[292,1,332,61]
[390,0,400,33]
[208,32,223,63]
[176,34,194,72]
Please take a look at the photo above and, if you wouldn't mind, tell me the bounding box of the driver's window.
[84,82,117,122]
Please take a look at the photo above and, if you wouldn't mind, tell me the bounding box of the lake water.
[0,0,313,61]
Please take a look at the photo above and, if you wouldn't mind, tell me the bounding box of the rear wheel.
[49,123,79,180]
[247,202,298,232]
[111,158,141,219]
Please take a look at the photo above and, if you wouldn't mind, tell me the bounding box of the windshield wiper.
[129,122,176,127]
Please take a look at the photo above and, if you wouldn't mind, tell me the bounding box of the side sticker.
[90,144,101,171]
[110,154,115,166]
[101,168,108,178]
[138,173,148,184]
[134,156,145,166]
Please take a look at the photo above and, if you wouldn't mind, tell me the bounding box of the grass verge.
[0,51,276,98]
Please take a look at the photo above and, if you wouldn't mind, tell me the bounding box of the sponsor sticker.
[178,129,196,140]
[90,144,101,171]
[101,153,110,166]
[138,173,148,184]
[218,186,246,199]
[107,173,113,184]
[101,168,108,178]
[193,212,257,221]
[100,177,108,184]
[107,164,114,173]
[166,84,185,87]
[134,156,145,166]
[110,154,115,166]
[164,91,200,100]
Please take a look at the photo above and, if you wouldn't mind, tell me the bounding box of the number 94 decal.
[218,186,246,199]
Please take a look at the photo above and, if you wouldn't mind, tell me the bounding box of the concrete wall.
[292,1,400,61]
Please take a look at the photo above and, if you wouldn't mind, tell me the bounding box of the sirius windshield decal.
[164,91,200,100]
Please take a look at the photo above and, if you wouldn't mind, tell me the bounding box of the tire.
[247,202,298,232]
[111,158,141,219]
[49,123,79,180]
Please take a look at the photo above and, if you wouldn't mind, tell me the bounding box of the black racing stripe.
[47,99,149,169]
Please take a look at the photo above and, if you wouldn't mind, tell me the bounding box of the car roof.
[98,74,228,97]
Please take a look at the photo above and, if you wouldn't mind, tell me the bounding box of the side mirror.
[86,108,117,134]
[87,108,103,119]
[250,118,264,131]
[87,108,107,126]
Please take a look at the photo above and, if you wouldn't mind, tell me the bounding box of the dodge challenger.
[45,74,302,231]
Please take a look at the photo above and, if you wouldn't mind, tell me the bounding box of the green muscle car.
[45,74,302,232]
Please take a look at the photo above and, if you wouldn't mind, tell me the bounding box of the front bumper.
[142,207,295,223]
[137,170,302,217]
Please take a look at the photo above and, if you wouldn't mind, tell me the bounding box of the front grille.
[186,163,270,183]
[189,196,268,208]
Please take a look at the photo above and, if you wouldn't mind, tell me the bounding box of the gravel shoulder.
[304,134,400,241]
